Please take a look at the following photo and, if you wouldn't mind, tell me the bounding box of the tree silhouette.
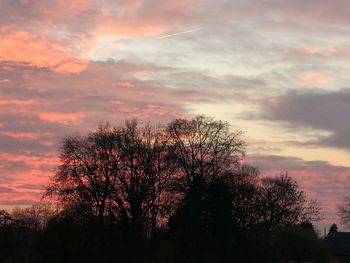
[112,120,176,238]
[0,210,12,227]
[12,203,58,230]
[338,195,350,228]
[34,116,326,263]
[45,123,121,221]
[328,223,338,236]
[228,164,261,231]
[46,121,176,238]
[166,115,245,188]
[259,173,321,232]
[278,222,329,262]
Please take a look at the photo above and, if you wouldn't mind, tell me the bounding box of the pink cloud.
[303,47,321,55]
[0,152,58,169]
[0,79,11,84]
[0,26,88,73]
[300,47,338,57]
[0,131,53,140]
[300,73,331,86]
[111,101,181,119]
[0,99,35,106]
[39,112,86,125]
[113,81,135,89]
[97,13,168,37]
[1,0,349,227]
[0,151,58,206]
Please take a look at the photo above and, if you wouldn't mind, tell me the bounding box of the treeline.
[0,116,330,263]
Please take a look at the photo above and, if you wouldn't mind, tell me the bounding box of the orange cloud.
[0,131,53,140]
[113,81,135,89]
[303,47,321,55]
[144,104,178,117]
[112,100,180,119]
[0,27,88,73]
[0,79,11,84]
[301,46,338,57]
[0,152,58,173]
[39,112,85,125]
[300,73,331,86]
[0,99,35,106]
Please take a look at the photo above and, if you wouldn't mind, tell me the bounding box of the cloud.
[0,187,15,194]
[0,57,229,205]
[0,0,204,63]
[0,150,56,206]
[39,112,86,125]
[300,73,331,86]
[0,0,350,231]
[255,89,350,151]
[0,26,88,73]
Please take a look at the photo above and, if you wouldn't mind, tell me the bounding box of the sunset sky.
[1,0,350,230]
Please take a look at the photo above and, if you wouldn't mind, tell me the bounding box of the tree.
[259,174,321,232]
[278,222,329,263]
[328,223,338,236]
[0,116,332,263]
[164,116,246,261]
[46,123,122,221]
[7,204,58,263]
[339,195,350,227]
[0,210,11,227]
[46,121,176,238]
[228,165,261,231]
[255,174,322,263]
[111,120,176,237]
[166,115,245,189]
[11,203,58,230]
[168,176,234,263]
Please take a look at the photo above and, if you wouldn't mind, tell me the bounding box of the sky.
[1,0,350,231]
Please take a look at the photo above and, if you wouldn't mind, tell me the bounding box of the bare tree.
[111,120,176,237]
[46,121,176,238]
[338,195,350,227]
[259,174,321,232]
[11,203,58,230]
[0,209,12,227]
[46,124,122,221]
[166,115,245,188]
[228,165,261,230]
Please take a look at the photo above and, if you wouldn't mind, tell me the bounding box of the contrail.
[157,28,200,39]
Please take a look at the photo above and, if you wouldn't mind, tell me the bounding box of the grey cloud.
[247,155,350,174]
[0,187,15,193]
[0,199,40,206]
[0,135,53,154]
[255,89,350,150]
